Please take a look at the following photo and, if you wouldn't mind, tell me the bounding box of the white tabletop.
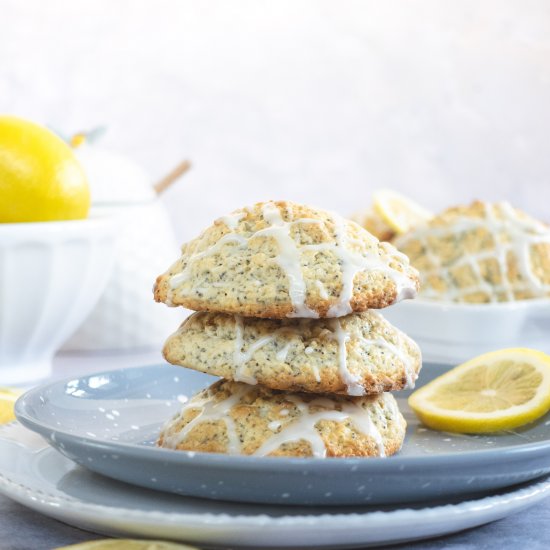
[1,352,550,550]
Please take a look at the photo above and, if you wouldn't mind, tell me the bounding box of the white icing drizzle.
[163,386,387,458]
[169,233,247,288]
[254,410,349,457]
[302,213,417,315]
[327,315,417,393]
[330,319,365,396]
[253,396,385,458]
[255,203,319,318]
[359,333,416,389]
[385,392,399,414]
[219,211,245,230]
[328,215,366,316]
[396,202,550,302]
[275,342,292,362]
[168,201,417,317]
[311,362,322,383]
[233,319,300,381]
[315,280,329,300]
[230,315,414,391]
[232,316,259,385]
[231,323,322,385]
[162,385,250,454]
[498,202,549,295]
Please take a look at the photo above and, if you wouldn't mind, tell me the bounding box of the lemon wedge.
[0,387,22,425]
[56,540,198,550]
[351,207,395,242]
[372,189,433,235]
[408,348,550,433]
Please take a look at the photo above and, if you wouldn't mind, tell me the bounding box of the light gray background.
[1,0,550,243]
[2,2,550,548]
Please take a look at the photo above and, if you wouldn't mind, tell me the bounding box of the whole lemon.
[0,116,90,222]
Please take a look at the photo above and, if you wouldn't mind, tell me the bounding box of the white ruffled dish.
[1,422,550,549]
[0,216,116,385]
[383,298,550,365]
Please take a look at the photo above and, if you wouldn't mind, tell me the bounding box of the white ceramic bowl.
[62,200,184,352]
[383,298,550,366]
[0,217,116,385]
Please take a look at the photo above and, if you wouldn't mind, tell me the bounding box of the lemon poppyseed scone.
[154,201,419,318]
[163,310,421,396]
[158,379,406,458]
[395,201,550,303]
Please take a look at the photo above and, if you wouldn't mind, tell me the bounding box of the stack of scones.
[154,201,422,458]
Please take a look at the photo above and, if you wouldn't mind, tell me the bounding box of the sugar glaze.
[162,386,388,458]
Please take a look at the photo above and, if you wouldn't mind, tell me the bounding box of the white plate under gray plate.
[383,298,550,365]
[14,364,550,506]
[1,423,550,549]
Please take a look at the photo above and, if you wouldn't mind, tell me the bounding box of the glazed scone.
[158,380,406,458]
[154,201,419,318]
[163,310,421,396]
[395,201,550,303]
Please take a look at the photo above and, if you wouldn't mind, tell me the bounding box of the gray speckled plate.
[14,364,550,506]
[2,423,550,548]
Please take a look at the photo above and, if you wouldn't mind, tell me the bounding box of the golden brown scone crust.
[163,310,421,395]
[395,201,550,303]
[154,201,419,317]
[158,380,406,458]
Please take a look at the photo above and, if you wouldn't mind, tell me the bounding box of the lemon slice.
[0,387,22,425]
[372,189,433,234]
[408,348,550,433]
[350,207,395,241]
[56,540,198,550]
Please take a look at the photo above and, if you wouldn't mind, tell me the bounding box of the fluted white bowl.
[384,298,550,366]
[0,217,116,385]
[62,200,184,352]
